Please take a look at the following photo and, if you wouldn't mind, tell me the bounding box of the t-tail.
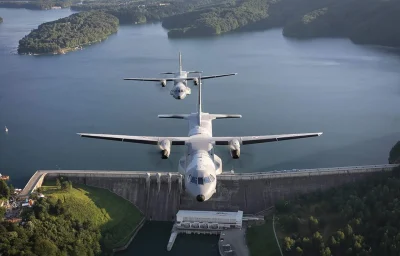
[179,51,182,72]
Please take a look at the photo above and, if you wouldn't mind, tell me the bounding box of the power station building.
[175,210,243,230]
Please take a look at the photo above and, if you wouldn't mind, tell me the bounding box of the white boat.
[4,126,8,133]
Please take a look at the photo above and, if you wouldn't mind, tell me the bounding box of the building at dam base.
[176,210,243,230]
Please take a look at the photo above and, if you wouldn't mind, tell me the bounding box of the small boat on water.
[4,126,8,133]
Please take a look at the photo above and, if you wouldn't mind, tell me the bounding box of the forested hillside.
[389,141,400,164]
[0,0,78,10]
[276,165,400,255]
[18,11,119,55]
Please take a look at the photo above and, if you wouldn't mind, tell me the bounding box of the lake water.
[1,8,400,187]
[1,7,400,255]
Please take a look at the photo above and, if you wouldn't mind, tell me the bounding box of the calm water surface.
[1,7,400,255]
[0,8,399,186]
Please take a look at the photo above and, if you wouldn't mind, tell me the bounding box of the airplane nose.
[196,195,205,202]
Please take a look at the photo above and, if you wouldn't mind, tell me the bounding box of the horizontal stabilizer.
[158,114,188,119]
[160,72,175,75]
[187,71,203,74]
[211,114,242,119]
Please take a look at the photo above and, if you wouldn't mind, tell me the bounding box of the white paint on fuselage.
[179,112,221,201]
[170,72,191,100]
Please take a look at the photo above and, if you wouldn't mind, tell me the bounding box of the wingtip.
[318,132,323,136]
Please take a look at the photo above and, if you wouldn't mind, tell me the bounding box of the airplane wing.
[78,133,187,145]
[123,78,177,82]
[210,133,323,145]
[196,73,237,80]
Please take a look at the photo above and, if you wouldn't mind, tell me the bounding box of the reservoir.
[0,7,400,190]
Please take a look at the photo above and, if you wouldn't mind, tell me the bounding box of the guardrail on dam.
[20,164,398,221]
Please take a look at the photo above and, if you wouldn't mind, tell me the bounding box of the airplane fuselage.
[178,113,221,202]
[170,72,191,100]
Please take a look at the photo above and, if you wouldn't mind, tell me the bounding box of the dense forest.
[0,178,142,255]
[18,11,119,54]
[276,165,400,255]
[0,0,78,10]
[389,141,400,164]
[70,0,224,24]
[160,0,400,47]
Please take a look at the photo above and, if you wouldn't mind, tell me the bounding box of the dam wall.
[26,164,397,221]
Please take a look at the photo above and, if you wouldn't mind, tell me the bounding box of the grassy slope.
[41,182,143,249]
[246,217,281,256]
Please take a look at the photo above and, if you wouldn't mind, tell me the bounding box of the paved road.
[219,229,249,256]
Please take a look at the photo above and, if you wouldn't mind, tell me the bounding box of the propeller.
[214,146,255,171]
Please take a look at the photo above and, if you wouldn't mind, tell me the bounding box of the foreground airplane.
[78,80,322,202]
[123,52,237,100]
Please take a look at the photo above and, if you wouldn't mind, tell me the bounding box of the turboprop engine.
[229,139,241,159]
[161,79,167,87]
[193,77,199,86]
[158,139,171,159]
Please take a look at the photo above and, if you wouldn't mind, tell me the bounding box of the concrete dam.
[21,164,398,221]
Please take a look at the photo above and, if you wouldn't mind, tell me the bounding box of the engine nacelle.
[193,77,199,86]
[158,139,171,159]
[229,139,241,159]
[161,79,166,87]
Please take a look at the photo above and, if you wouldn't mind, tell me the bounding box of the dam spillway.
[20,164,398,221]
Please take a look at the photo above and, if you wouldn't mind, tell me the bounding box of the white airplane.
[123,52,237,100]
[78,80,323,202]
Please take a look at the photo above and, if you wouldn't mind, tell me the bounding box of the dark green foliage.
[163,0,269,37]
[18,11,119,54]
[61,180,72,191]
[278,170,400,256]
[0,197,101,256]
[0,180,10,199]
[55,178,61,189]
[0,207,5,221]
[389,141,400,164]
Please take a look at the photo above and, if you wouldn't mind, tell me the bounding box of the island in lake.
[18,11,119,55]
[67,0,400,48]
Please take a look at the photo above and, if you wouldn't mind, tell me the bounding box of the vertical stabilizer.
[179,52,182,72]
[198,75,202,124]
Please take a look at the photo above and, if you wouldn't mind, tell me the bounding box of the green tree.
[34,239,58,256]
[56,178,61,189]
[0,180,10,199]
[0,207,6,221]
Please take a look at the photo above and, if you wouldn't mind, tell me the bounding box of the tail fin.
[198,75,202,124]
[179,52,182,72]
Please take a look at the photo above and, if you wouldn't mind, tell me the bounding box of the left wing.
[210,133,323,145]
[78,133,188,145]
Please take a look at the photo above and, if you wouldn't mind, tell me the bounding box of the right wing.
[200,73,237,80]
[78,133,188,145]
[210,133,323,145]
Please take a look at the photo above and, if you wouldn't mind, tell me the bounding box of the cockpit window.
[190,175,215,185]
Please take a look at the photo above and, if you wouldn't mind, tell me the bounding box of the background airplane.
[123,52,237,100]
[78,78,323,202]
